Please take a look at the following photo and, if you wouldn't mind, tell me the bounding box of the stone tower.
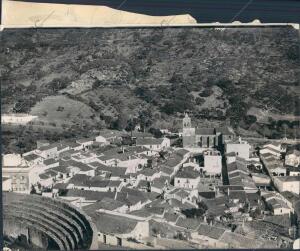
[183,113,192,128]
[182,113,195,148]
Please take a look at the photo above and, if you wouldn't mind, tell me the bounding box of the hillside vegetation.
[1,27,299,152]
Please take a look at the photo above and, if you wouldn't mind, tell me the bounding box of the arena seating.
[3,192,97,250]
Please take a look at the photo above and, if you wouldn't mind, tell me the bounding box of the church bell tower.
[182,113,195,148]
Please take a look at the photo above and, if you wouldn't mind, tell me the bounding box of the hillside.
[1,27,299,152]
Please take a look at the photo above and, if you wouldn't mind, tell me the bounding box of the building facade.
[182,114,234,149]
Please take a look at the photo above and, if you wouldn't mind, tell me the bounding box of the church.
[182,113,234,149]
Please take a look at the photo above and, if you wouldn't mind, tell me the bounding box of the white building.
[2,154,34,193]
[273,176,300,195]
[2,177,12,191]
[1,113,38,125]
[35,144,58,159]
[174,166,200,190]
[95,130,123,145]
[261,192,292,215]
[204,150,222,175]
[225,137,250,160]
[76,138,94,149]
[136,137,170,151]
[285,149,300,167]
[260,143,283,159]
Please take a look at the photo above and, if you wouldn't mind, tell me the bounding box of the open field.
[30,95,98,125]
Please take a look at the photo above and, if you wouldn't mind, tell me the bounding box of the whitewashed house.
[225,137,250,160]
[204,150,222,175]
[174,166,200,190]
[273,176,300,195]
[285,149,300,167]
[136,137,170,151]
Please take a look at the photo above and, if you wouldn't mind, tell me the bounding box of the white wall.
[226,142,250,159]
[285,154,300,167]
[174,177,200,189]
[274,177,300,195]
[204,155,222,175]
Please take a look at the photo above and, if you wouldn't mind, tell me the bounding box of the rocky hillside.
[1,27,299,146]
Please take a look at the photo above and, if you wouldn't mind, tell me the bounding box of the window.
[178,180,180,183]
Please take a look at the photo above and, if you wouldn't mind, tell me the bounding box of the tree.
[195,97,205,106]
[199,88,213,97]
[114,111,129,130]
[149,127,163,138]
[244,115,257,125]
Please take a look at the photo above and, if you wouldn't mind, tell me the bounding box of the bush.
[195,97,205,106]
[244,115,257,126]
[199,88,213,97]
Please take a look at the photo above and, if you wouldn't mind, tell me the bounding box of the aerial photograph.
[1,0,300,250]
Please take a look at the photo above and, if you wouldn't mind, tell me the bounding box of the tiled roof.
[51,165,69,174]
[160,166,173,175]
[197,224,226,239]
[88,179,110,188]
[216,127,234,135]
[164,212,179,223]
[2,177,11,182]
[88,161,108,169]
[43,158,58,165]
[97,129,124,139]
[276,176,300,182]
[108,180,122,187]
[65,141,82,148]
[287,166,300,172]
[263,214,291,228]
[195,128,215,135]
[76,137,94,143]
[151,178,166,189]
[39,170,57,180]
[220,231,272,248]
[287,149,300,156]
[89,212,138,235]
[23,153,40,161]
[136,137,165,146]
[175,166,199,179]
[175,217,201,231]
[53,182,68,190]
[68,174,90,186]
[64,189,116,201]
[38,143,57,151]
[83,197,126,213]
[129,209,153,218]
[138,168,157,176]
[137,179,149,188]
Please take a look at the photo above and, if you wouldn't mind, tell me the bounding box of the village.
[2,113,300,249]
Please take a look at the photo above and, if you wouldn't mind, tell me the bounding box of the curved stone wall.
[3,192,97,250]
